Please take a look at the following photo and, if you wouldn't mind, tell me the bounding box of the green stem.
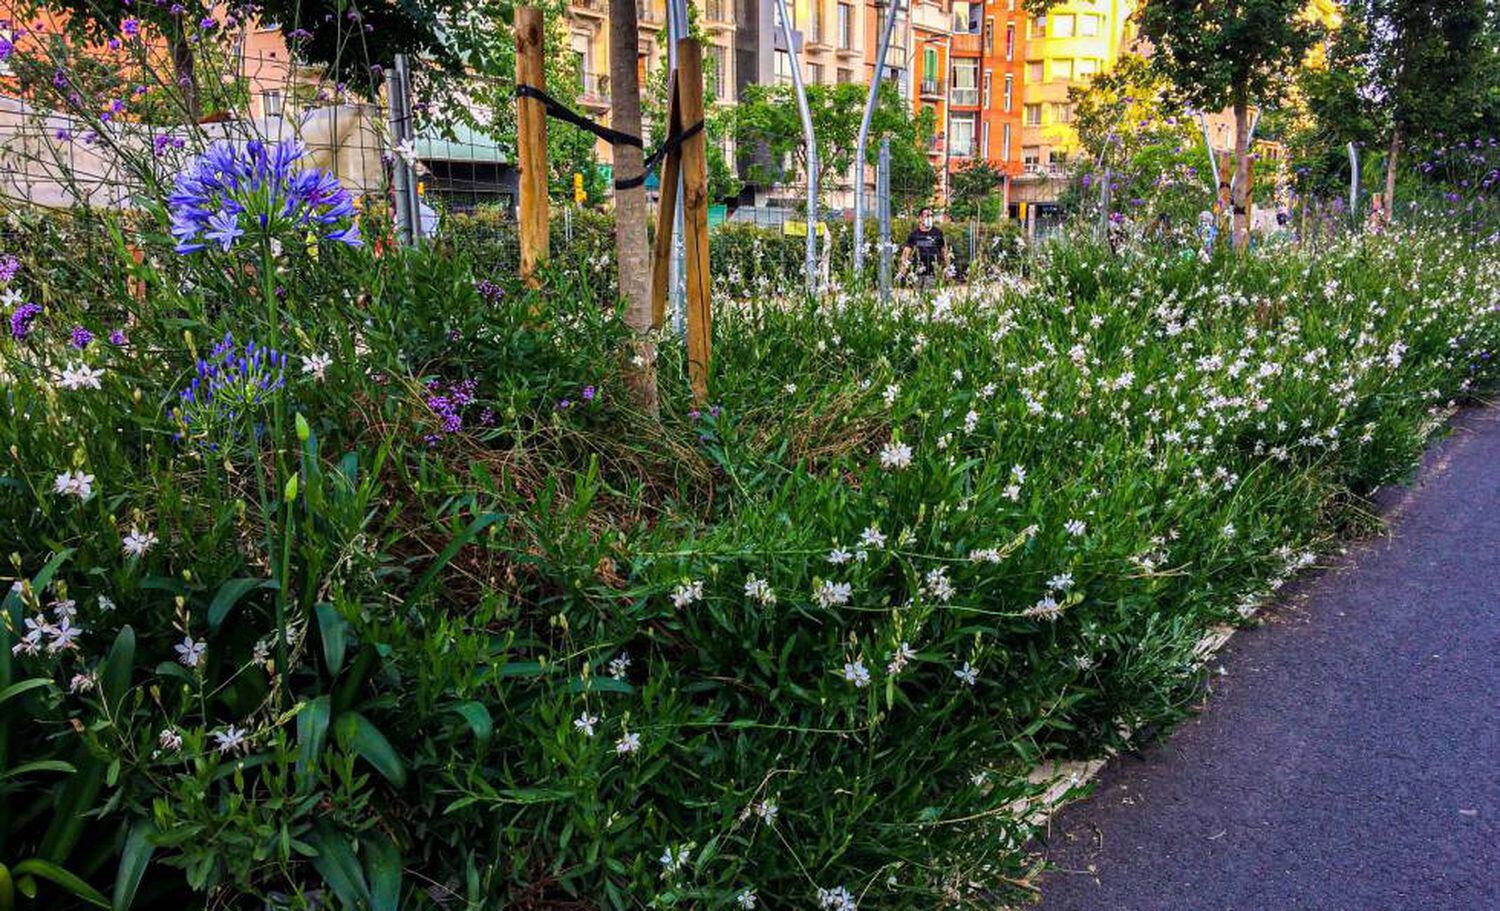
[257,235,290,702]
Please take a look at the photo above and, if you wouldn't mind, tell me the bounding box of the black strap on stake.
[516,83,703,191]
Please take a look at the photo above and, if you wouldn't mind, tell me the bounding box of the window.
[837,67,853,84]
[1050,149,1069,168]
[1002,123,1012,161]
[1029,16,1046,38]
[1052,14,1074,37]
[1004,23,1015,60]
[982,70,992,107]
[1024,103,1042,126]
[1003,73,1013,111]
[707,45,727,95]
[981,121,990,157]
[837,3,853,49]
[952,59,979,106]
[1051,58,1073,80]
[775,50,793,85]
[1022,146,1041,167]
[809,62,825,84]
[1077,58,1099,77]
[1050,102,1073,123]
[985,17,994,52]
[923,47,939,81]
[953,1,976,33]
[1026,60,1043,82]
[1079,14,1100,36]
[262,89,284,118]
[949,114,976,157]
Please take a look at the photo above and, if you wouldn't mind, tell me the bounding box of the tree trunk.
[1232,100,1250,251]
[609,0,658,414]
[172,36,201,123]
[1384,124,1401,218]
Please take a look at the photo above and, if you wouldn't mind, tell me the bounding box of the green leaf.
[305,823,370,910]
[10,860,107,908]
[0,678,54,706]
[39,756,104,862]
[207,578,270,631]
[362,832,403,911]
[112,820,156,911]
[407,513,506,603]
[336,712,407,788]
[449,702,492,745]
[315,603,349,676]
[296,696,332,789]
[2,760,76,780]
[101,626,135,708]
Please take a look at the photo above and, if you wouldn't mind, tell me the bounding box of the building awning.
[415,122,508,165]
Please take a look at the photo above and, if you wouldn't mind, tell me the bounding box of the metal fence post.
[386,54,417,246]
[878,136,892,303]
[668,0,690,331]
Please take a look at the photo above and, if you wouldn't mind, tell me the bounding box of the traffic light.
[573,172,587,206]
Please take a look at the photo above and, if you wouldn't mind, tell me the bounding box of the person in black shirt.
[899,206,950,286]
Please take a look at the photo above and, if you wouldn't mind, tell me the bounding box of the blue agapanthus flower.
[167,139,361,254]
[170,333,287,442]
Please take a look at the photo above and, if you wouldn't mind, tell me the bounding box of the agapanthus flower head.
[168,139,361,254]
[170,333,286,442]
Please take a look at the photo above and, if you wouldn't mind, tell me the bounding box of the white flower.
[924,567,955,603]
[175,635,206,668]
[58,363,104,390]
[671,579,704,609]
[954,662,979,686]
[68,672,96,693]
[841,660,871,688]
[963,409,980,433]
[1064,519,1087,537]
[783,382,797,394]
[573,711,599,737]
[608,652,631,679]
[615,731,641,755]
[879,440,913,469]
[1024,594,1063,621]
[736,889,759,908]
[302,352,333,382]
[659,844,691,875]
[1222,522,1237,539]
[815,580,853,608]
[743,574,776,605]
[122,527,157,557]
[882,383,900,406]
[52,470,95,500]
[818,886,857,910]
[887,641,916,675]
[46,617,82,653]
[858,525,886,549]
[1047,572,1074,592]
[827,546,853,565]
[213,724,247,755]
[1003,483,1022,501]
[753,799,778,823]
[97,595,116,612]
[158,728,183,751]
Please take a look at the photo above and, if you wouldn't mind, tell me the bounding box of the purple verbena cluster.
[9,302,42,340]
[476,279,505,303]
[423,378,478,445]
[0,254,19,283]
[168,139,361,254]
[170,333,286,440]
[71,325,92,348]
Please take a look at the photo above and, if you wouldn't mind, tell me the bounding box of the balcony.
[950,86,979,107]
[579,72,610,109]
[919,77,943,99]
[572,0,607,18]
[951,32,981,56]
[704,0,733,30]
[806,20,830,49]
[912,0,952,34]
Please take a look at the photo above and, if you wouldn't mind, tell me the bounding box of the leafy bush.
[2,133,1499,911]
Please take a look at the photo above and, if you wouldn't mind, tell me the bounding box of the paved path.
[1036,407,1500,911]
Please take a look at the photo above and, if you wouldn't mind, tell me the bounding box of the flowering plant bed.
[2,143,1498,908]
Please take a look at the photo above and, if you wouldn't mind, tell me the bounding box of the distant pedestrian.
[899,206,950,288]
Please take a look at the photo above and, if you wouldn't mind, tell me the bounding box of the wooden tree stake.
[676,39,711,405]
[515,6,549,287]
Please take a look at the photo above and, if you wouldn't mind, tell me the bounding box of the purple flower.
[122,17,139,36]
[168,139,361,254]
[70,325,92,348]
[170,333,286,440]
[0,254,19,283]
[9,302,42,340]
[582,385,597,402]
[109,329,128,346]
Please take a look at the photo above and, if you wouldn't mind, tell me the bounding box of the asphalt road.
[1036,407,1500,911]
